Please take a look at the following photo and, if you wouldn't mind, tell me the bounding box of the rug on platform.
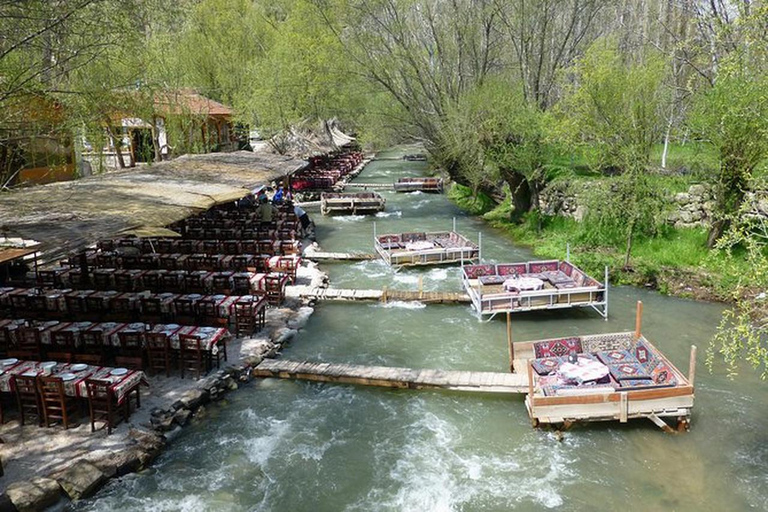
[608,361,652,381]
[596,349,634,366]
[533,337,583,358]
[531,356,565,376]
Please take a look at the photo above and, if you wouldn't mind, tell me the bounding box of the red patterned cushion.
[650,361,677,386]
[531,356,565,375]
[401,232,426,242]
[378,234,400,244]
[529,260,558,273]
[572,270,586,287]
[558,261,574,277]
[464,265,496,279]
[497,263,527,276]
[596,350,634,365]
[533,337,583,358]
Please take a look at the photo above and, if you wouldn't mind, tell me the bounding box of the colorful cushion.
[633,340,656,366]
[378,234,400,244]
[464,265,496,279]
[572,270,586,287]
[596,349,634,365]
[608,361,652,381]
[529,260,558,273]
[401,232,426,242]
[618,378,673,389]
[497,263,527,276]
[531,356,565,376]
[650,361,677,386]
[558,261,574,277]
[533,337,583,358]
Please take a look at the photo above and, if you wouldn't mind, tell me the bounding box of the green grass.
[447,183,497,215]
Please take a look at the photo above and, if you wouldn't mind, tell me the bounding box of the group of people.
[246,183,315,241]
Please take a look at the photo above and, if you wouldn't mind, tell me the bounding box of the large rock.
[55,460,106,500]
[91,449,142,478]
[6,477,61,511]
[179,388,209,410]
[688,184,709,197]
[675,192,691,204]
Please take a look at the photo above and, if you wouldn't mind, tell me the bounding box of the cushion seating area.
[533,337,679,393]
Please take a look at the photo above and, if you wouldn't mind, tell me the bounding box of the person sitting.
[272,185,285,204]
[258,196,277,224]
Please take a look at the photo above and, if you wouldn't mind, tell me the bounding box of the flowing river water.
[74,148,767,511]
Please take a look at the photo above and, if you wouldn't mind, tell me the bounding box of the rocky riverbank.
[0,261,328,511]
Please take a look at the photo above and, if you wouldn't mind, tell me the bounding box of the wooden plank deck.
[341,183,394,190]
[253,359,529,394]
[285,285,470,303]
[303,251,377,261]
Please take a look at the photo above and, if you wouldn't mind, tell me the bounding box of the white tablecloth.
[503,276,544,292]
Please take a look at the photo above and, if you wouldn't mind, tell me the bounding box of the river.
[73,148,768,511]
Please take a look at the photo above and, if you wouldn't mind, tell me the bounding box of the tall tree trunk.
[504,170,531,223]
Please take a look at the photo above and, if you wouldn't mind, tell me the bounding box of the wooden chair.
[240,240,258,253]
[232,274,252,295]
[156,239,174,253]
[93,271,113,290]
[145,332,172,377]
[118,331,144,359]
[178,240,195,254]
[222,241,240,255]
[15,327,42,357]
[9,294,30,316]
[7,350,36,360]
[173,298,197,325]
[120,254,140,269]
[95,252,117,268]
[13,374,42,426]
[183,273,205,294]
[65,295,87,319]
[73,353,104,366]
[160,273,182,293]
[50,330,78,354]
[265,274,286,306]
[159,254,179,270]
[85,379,123,435]
[139,297,164,323]
[231,256,250,272]
[141,273,161,293]
[36,270,59,288]
[188,255,206,271]
[38,376,78,428]
[27,295,50,318]
[114,272,135,292]
[197,298,227,328]
[109,295,136,322]
[85,295,108,320]
[179,334,205,380]
[233,301,258,337]
[80,329,105,356]
[207,274,228,295]
[0,325,13,358]
[139,254,159,270]
[201,240,220,254]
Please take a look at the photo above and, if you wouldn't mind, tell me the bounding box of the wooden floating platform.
[375,230,479,267]
[320,192,386,215]
[285,285,470,304]
[253,359,528,394]
[393,177,444,193]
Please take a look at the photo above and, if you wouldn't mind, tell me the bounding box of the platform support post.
[604,266,609,321]
[478,232,482,261]
[634,300,643,340]
[688,345,697,387]
[506,312,514,373]
[453,217,456,233]
[566,243,570,262]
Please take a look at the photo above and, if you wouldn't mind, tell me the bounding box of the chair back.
[14,374,41,426]
[145,332,171,377]
[140,297,163,317]
[86,378,120,434]
[93,271,113,290]
[16,327,41,354]
[212,274,232,294]
[114,356,143,370]
[73,354,103,366]
[46,351,73,363]
[51,330,78,351]
[183,273,204,293]
[114,273,134,292]
[65,295,87,316]
[118,330,144,357]
[179,334,204,379]
[142,273,160,293]
[38,375,76,427]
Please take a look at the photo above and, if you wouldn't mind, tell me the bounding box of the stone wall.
[538,181,768,228]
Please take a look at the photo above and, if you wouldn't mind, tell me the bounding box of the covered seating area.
[393,177,444,193]
[291,150,364,191]
[320,192,386,215]
[462,259,608,319]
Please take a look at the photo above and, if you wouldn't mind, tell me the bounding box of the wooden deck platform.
[341,183,394,190]
[285,285,471,303]
[253,359,529,394]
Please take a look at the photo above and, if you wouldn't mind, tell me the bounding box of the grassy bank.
[448,183,746,301]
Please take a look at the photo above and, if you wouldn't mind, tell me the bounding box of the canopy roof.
[0,151,307,264]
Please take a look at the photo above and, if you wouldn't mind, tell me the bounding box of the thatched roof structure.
[0,151,307,264]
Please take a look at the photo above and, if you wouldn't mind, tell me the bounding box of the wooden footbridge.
[286,285,470,304]
[303,251,377,262]
[253,359,529,394]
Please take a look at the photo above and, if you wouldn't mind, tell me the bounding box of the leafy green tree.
[558,38,670,266]
[689,65,768,248]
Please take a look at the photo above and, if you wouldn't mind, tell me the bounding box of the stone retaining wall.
[539,181,768,229]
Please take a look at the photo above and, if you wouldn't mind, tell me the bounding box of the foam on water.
[377,300,427,310]
[375,210,402,218]
[332,215,367,223]
[393,273,419,285]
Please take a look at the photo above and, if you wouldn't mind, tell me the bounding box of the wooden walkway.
[253,359,529,394]
[341,182,394,190]
[303,251,377,262]
[286,285,471,304]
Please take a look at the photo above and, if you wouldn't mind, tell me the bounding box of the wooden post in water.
[688,345,697,386]
[506,312,514,373]
[634,301,643,340]
[527,362,535,420]
[418,276,423,299]
[381,286,388,303]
